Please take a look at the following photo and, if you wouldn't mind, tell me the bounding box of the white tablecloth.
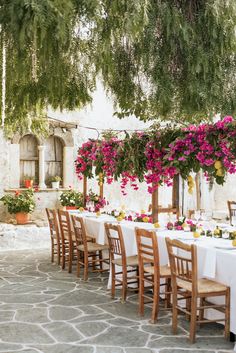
[69,212,236,335]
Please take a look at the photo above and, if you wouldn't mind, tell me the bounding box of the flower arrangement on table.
[59,189,83,209]
[0,189,36,214]
[166,218,197,231]
[133,213,153,223]
[86,190,107,212]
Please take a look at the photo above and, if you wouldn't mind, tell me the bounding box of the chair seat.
[177,278,228,294]
[144,265,171,277]
[77,242,109,252]
[112,255,139,267]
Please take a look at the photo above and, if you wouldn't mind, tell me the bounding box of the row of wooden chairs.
[46,209,109,279]
[46,210,230,344]
[105,223,230,344]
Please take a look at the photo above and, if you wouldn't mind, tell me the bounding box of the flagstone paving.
[0,249,234,353]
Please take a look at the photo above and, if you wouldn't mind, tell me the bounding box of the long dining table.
[69,211,236,339]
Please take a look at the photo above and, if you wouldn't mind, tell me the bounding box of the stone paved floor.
[0,249,234,353]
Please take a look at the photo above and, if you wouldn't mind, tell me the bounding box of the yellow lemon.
[216,168,224,177]
[182,222,187,228]
[214,160,222,170]
[188,187,193,194]
[193,231,200,238]
[153,222,160,228]
[232,231,236,237]
[116,216,123,222]
[79,207,84,212]
[96,211,101,217]
[232,239,236,247]
[187,175,193,181]
[141,209,146,214]
[142,216,149,223]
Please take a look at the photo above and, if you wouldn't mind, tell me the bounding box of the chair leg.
[198,297,205,326]
[186,296,191,321]
[68,243,73,273]
[111,263,116,299]
[166,278,171,308]
[172,286,178,334]
[150,280,160,324]
[189,296,197,343]
[57,243,61,265]
[121,271,127,303]
[51,239,54,263]
[99,251,103,270]
[62,244,66,269]
[84,255,88,281]
[225,288,230,339]
[77,251,81,277]
[139,273,145,316]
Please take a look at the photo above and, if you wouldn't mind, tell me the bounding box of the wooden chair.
[165,237,230,343]
[104,223,139,303]
[46,208,61,265]
[135,228,171,323]
[71,215,109,281]
[227,201,236,225]
[58,210,76,273]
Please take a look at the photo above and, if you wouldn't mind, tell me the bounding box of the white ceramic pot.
[52,181,60,189]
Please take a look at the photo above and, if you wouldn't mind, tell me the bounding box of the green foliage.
[1,0,236,129]
[0,189,36,214]
[59,189,83,207]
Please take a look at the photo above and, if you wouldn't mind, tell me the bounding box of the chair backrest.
[165,237,197,293]
[135,227,160,279]
[57,210,73,242]
[45,208,60,241]
[71,215,88,251]
[104,223,126,264]
[227,201,236,224]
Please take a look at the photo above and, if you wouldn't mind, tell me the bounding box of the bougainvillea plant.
[75,116,236,194]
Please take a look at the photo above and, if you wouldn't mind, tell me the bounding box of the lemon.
[188,187,193,194]
[182,222,187,228]
[96,211,101,217]
[232,239,236,247]
[193,231,200,238]
[116,216,123,222]
[142,216,149,223]
[214,160,222,170]
[141,209,146,214]
[153,222,160,228]
[79,207,84,212]
[214,228,220,236]
[216,168,224,177]
[232,231,236,237]
[187,175,193,182]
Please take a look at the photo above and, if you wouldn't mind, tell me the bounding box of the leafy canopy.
[1,0,236,133]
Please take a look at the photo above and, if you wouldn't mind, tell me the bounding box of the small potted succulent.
[50,176,62,189]
[23,175,34,188]
[0,189,36,224]
[59,189,83,210]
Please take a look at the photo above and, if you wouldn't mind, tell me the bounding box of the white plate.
[214,245,236,250]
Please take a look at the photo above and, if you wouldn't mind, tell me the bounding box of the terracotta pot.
[24,180,33,188]
[66,206,77,210]
[15,212,30,225]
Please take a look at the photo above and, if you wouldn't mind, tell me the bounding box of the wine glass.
[231,215,236,228]
[194,210,201,224]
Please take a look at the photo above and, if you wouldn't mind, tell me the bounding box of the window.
[45,136,63,187]
[19,134,39,187]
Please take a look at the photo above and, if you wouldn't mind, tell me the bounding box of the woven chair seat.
[112,255,139,267]
[77,242,109,252]
[144,265,171,277]
[177,278,228,294]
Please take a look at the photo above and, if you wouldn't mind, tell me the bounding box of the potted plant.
[59,189,83,210]
[0,189,36,224]
[23,175,34,188]
[50,175,62,189]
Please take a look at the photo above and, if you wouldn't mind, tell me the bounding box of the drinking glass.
[194,210,201,223]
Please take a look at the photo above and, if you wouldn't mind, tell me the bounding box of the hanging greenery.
[1,0,236,133]
[75,116,236,194]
